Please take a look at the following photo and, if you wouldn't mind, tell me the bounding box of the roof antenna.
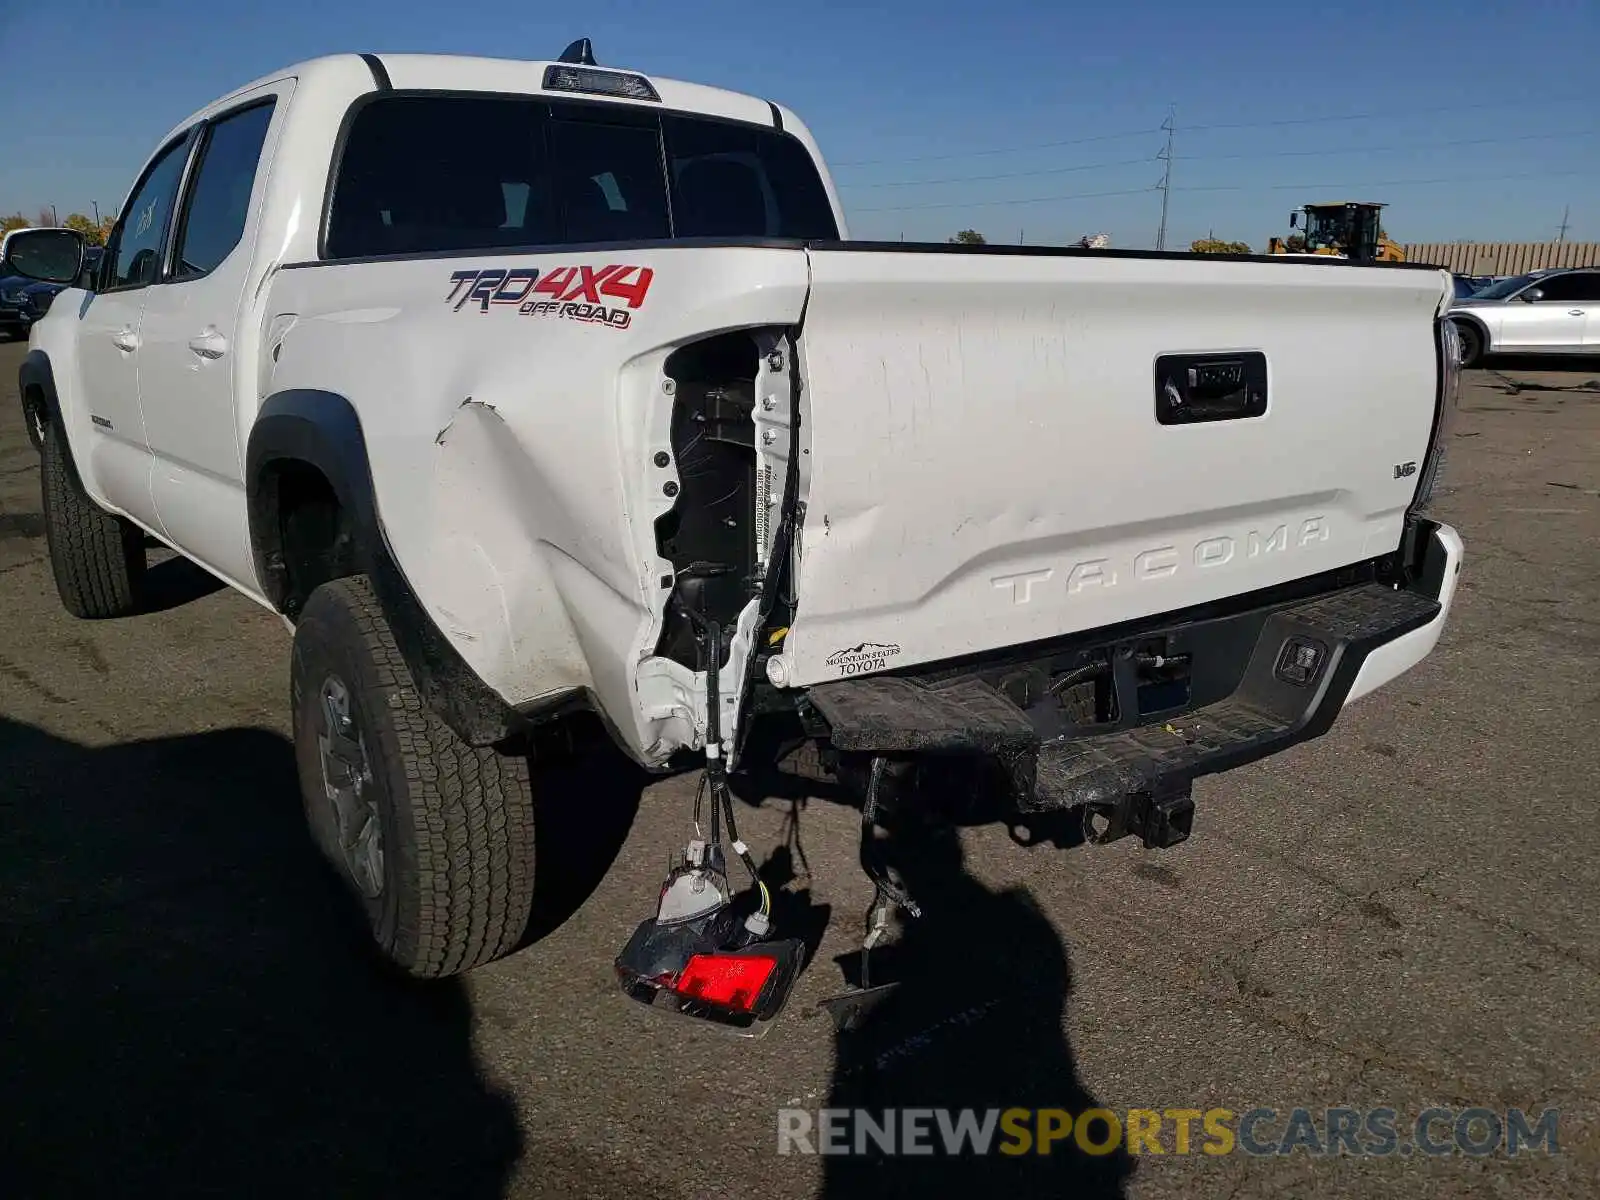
[558,38,597,66]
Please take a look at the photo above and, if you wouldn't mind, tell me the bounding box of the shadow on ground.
[1477,353,1600,383]
[140,550,229,612]
[806,786,1135,1198]
[0,717,522,1199]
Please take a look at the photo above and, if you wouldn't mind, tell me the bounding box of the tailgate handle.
[1155,352,1268,425]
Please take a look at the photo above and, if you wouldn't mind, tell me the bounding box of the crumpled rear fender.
[261,245,812,763]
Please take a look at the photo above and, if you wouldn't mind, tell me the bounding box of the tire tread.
[300,576,534,978]
[40,423,144,619]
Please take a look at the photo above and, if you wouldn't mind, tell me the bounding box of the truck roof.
[174,51,792,138]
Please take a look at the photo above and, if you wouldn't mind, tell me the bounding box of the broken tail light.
[616,938,806,1037]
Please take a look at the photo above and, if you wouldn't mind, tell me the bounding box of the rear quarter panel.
[263,245,810,758]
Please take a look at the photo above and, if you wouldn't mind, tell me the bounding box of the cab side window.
[170,101,277,281]
[103,134,193,291]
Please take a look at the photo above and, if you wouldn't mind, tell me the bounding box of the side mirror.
[1,227,85,285]
[76,250,103,291]
[1522,288,1544,303]
[1288,212,1299,228]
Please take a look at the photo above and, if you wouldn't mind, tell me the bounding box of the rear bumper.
[803,519,1463,814]
[1344,521,1462,706]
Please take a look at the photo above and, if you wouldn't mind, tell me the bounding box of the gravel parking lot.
[2,338,1596,1199]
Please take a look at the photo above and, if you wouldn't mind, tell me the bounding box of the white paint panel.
[780,250,1452,686]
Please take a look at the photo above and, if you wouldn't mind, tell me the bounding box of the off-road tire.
[40,421,146,618]
[1453,319,1484,368]
[291,575,535,978]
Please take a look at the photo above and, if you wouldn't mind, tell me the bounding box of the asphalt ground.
[2,337,1597,1199]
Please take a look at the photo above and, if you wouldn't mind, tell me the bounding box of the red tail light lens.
[676,952,779,1011]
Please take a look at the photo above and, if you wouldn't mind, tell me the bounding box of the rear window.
[324,94,837,260]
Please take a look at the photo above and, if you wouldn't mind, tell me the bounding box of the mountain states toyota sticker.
[825,642,902,676]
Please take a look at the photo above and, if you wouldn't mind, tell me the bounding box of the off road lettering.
[447,263,653,328]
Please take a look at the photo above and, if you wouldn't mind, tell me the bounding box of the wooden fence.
[1401,242,1600,274]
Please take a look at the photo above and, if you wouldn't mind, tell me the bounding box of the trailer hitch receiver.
[1083,780,1195,849]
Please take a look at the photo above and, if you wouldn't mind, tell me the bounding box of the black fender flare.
[246,390,528,747]
[1447,312,1490,358]
[18,349,60,452]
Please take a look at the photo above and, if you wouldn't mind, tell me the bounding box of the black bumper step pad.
[805,582,1441,814]
[806,675,1037,756]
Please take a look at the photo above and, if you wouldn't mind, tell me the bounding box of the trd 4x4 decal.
[445,265,655,329]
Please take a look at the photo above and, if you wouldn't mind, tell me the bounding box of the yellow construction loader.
[1267,202,1405,263]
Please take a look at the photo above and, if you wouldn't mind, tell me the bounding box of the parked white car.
[1448,267,1600,366]
[5,45,1464,1020]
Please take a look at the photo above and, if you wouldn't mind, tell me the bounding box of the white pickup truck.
[7,44,1464,1011]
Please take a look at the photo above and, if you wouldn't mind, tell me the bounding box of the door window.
[1534,273,1600,303]
[170,101,277,281]
[104,134,193,291]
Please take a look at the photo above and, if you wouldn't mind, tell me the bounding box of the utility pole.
[1556,205,1569,243]
[1155,105,1175,251]
[50,204,58,226]
[92,200,99,223]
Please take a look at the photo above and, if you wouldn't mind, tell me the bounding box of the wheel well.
[261,460,357,618]
[1450,314,1487,347]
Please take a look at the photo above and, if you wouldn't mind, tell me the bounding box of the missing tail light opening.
[653,334,761,670]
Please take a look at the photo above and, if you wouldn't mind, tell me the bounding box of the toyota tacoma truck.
[7,42,1464,1021]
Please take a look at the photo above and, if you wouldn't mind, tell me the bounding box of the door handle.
[1568,309,1586,317]
[188,328,228,360]
[112,328,139,353]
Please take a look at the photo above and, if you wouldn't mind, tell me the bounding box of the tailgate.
[777,248,1449,687]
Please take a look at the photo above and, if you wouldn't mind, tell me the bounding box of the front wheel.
[1453,320,1484,368]
[290,575,536,978]
[40,421,146,618]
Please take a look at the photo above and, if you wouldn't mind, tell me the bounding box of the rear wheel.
[40,421,146,618]
[1453,319,1484,368]
[290,575,536,978]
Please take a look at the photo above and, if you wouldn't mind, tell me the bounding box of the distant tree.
[63,213,108,246]
[949,229,987,245]
[1283,234,1308,253]
[1190,238,1252,255]
[1,213,28,237]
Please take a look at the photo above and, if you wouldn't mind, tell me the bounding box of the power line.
[830,127,1160,168]
[854,184,1157,214]
[834,129,1595,194]
[829,95,1589,170]
[1185,128,1598,163]
[1175,168,1594,194]
[1180,94,1586,132]
[849,168,1590,215]
[838,155,1155,190]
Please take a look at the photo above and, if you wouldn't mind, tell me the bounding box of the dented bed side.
[263,246,813,764]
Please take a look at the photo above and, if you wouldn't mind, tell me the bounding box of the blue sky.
[2,0,1594,250]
